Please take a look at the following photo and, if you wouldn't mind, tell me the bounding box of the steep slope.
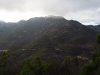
[0,22,17,49]
[0,16,67,49]
[0,16,98,61]
[23,20,97,59]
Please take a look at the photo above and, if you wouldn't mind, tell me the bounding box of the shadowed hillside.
[87,25,100,32]
[0,16,98,61]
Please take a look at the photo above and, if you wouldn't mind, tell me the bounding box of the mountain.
[0,16,98,61]
[87,25,100,32]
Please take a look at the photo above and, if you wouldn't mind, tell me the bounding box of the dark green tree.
[96,33,100,45]
[20,56,50,75]
[0,52,10,67]
[20,58,34,75]
[79,33,100,75]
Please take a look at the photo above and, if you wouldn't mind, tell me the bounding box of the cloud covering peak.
[0,0,100,25]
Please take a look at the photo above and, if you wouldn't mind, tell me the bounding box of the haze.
[0,0,100,25]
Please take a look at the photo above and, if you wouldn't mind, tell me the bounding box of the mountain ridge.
[0,16,98,61]
[87,25,100,32]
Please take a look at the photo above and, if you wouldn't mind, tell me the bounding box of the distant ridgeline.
[87,25,100,32]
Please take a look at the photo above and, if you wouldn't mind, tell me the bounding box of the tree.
[96,33,100,45]
[20,56,50,75]
[20,58,34,75]
[79,33,100,75]
[0,52,10,67]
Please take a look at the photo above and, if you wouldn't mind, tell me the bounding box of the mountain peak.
[45,15,64,19]
[28,15,65,20]
[0,16,98,61]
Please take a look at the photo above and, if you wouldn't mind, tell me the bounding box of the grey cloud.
[0,0,100,24]
[0,0,26,11]
[0,0,100,12]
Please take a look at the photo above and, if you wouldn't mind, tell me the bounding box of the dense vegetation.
[79,33,100,75]
[0,16,99,75]
[0,16,98,61]
[0,51,87,75]
[0,33,99,75]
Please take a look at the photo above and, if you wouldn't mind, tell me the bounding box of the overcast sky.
[0,0,100,25]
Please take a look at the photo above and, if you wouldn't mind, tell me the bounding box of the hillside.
[87,25,100,32]
[0,16,98,61]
